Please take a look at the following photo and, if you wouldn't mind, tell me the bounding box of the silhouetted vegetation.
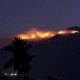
[3,37,34,80]
[48,76,57,80]
[0,73,8,80]
[0,75,8,80]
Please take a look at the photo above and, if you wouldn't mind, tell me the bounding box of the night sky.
[0,0,80,37]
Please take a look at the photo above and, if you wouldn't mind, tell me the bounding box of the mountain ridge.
[0,26,80,80]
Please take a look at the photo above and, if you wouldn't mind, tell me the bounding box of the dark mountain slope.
[0,27,80,80]
[67,26,80,31]
[29,33,80,80]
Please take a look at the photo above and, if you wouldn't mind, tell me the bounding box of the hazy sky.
[0,0,80,36]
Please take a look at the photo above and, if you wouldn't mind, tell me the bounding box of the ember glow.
[16,28,79,41]
[16,28,56,40]
[58,30,79,35]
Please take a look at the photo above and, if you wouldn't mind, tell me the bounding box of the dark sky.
[0,0,80,37]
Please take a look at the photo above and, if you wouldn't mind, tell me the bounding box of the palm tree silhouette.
[3,37,34,80]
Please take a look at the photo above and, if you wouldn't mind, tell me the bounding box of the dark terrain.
[0,26,80,80]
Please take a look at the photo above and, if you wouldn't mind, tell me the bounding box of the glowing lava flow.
[16,28,79,41]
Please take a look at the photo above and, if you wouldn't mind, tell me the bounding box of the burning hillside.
[16,28,79,41]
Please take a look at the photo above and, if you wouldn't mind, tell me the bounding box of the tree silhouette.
[0,72,8,80]
[0,75,8,80]
[48,76,57,80]
[3,37,34,80]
